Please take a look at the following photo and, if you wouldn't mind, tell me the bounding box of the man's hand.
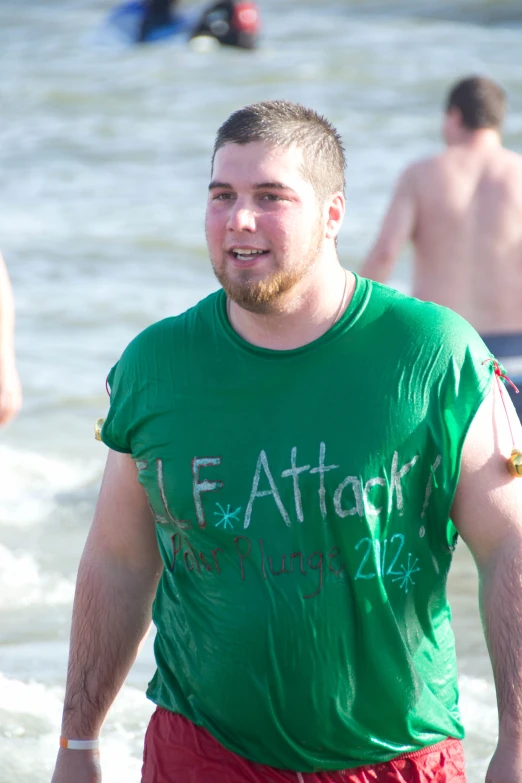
[0,358,22,426]
[486,737,522,783]
[50,748,101,783]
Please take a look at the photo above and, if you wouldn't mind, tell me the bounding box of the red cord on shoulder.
[482,358,519,447]
[484,358,520,393]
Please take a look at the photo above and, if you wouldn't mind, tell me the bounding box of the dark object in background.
[189,1,261,50]
[105,0,260,48]
[137,0,180,42]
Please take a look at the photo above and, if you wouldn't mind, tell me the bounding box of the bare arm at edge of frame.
[0,252,22,426]
[451,383,522,783]
[50,449,163,783]
[359,166,417,283]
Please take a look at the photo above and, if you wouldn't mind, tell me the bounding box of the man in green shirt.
[51,101,522,783]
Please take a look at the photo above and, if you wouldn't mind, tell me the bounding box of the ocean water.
[1,1,521,780]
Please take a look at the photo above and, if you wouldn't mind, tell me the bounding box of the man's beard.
[212,263,312,314]
[211,231,324,314]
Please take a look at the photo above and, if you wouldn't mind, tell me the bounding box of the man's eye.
[213,192,234,201]
[261,193,282,201]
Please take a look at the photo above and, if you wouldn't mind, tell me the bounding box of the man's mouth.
[230,248,269,262]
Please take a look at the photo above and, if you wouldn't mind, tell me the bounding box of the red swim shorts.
[141,707,467,783]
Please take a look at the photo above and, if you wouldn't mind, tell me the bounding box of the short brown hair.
[446,76,506,131]
[212,100,346,201]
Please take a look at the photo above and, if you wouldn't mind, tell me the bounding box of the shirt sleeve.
[100,356,135,454]
[440,314,494,464]
[433,310,495,546]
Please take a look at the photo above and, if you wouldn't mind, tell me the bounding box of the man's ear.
[325,193,345,240]
[448,106,464,128]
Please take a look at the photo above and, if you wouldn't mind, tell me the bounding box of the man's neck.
[451,128,502,151]
[227,262,355,351]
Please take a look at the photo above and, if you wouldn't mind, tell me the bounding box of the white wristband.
[60,737,100,750]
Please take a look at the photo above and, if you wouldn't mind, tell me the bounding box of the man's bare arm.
[360,166,417,283]
[51,449,163,782]
[0,252,22,426]
[451,383,522,783]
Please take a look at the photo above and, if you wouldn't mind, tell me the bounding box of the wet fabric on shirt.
[102,275,493,771]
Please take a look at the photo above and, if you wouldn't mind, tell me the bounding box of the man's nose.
[227,201,256,232]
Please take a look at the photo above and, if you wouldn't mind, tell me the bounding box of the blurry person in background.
[136,0,261,48]
[0,252,22,427]
[189,0,261,50]
[137,0,181,42]
[361,76,522,419]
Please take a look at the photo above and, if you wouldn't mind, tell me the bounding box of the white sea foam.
[459,674,497,736]
[0,674,63,736]
[0,674,154,783]
[0,545,74,607]
[459,674,497,783]
[0,445,99,527]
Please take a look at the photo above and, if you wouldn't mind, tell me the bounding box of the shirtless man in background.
[361,76,522,417]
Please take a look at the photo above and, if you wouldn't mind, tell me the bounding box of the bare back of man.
[361,76,522,416]
[362,76,522,335]
[408,142,522,334]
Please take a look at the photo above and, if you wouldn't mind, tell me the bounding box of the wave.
[0,445,100,527]
[0,674,154,783]
[345,0,522,25]
[0,545,74,607]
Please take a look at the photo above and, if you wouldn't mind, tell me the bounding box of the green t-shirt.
[102,275,493,772]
